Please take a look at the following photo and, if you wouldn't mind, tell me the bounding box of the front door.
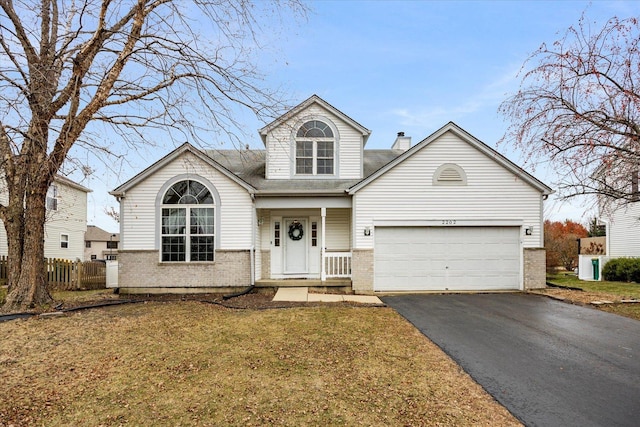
[284,218,308,274]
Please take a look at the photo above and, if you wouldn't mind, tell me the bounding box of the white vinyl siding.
[325,208,351,250]
[265,104,363,180]
[0,177,88,260]
[353,131,543,249]
[120,151,253,251]
[607,202,640,257]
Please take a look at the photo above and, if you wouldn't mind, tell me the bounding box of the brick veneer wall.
[352,249,374,293]
[261,250,270,279]
[118,249,251,289]
[524,248,546,289]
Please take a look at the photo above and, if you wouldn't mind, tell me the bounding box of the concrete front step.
[255,279,351,288]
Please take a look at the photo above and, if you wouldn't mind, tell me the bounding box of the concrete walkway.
[273,287,382,304]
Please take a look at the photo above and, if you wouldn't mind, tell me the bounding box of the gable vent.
[433,163,467,186]
[438,168,463,182]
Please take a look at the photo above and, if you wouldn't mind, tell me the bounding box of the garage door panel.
[374,226,520,291]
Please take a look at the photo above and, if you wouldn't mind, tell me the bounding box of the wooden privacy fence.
[0,256,106,291]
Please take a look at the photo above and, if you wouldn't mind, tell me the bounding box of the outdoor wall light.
[525,226,533,236]
[364,227,371,236]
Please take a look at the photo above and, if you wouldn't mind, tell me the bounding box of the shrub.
[602,258,640,282]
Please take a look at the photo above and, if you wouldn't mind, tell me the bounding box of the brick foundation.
[260,250,270,280]
[118,249,251,290]
[352,249,374,293]
[524,248,546,289]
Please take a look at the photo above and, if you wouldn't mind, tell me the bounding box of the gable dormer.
[259,95,371,180]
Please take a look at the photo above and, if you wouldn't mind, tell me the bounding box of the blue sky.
[85,0,639,232]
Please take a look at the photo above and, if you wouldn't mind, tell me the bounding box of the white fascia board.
[255,196,352,209]
[258,95,371,145]
[349,122,553,196]
[373,219,525,227]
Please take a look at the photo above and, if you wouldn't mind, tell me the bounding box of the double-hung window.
[46,185,58,211]
[295,120,334,176]
[161,180,215,262]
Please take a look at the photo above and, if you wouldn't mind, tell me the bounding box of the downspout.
[250,193,256,287]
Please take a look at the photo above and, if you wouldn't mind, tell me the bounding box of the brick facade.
[118,249,251,290]
[260,250,270,279]
[351,249,374,293]
[523,248,546,289]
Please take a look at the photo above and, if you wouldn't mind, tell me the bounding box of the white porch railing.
[324,252,352,278]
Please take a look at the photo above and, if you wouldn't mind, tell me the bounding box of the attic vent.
[433,163,467,186]
[439,168,462,181]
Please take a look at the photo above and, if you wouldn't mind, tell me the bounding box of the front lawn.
[0,301,519,426]
[547,273,640,299]
[542,273,640,320]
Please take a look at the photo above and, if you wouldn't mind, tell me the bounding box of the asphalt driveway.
[382,293,640,427]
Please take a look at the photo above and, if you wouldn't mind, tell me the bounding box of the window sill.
[158,261,216,265]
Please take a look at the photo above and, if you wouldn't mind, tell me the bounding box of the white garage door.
[374,226,521,291]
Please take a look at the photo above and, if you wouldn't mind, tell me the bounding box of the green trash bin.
[591,258,599,281]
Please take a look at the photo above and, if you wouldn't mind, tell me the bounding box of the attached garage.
[374,226,521,291]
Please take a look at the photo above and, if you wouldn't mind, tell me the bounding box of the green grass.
[547,273,640,299]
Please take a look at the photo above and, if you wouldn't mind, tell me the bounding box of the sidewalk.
[273,287,383,304]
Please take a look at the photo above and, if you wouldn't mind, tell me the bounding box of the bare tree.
[0,0,306,312]
[500,15,640,211]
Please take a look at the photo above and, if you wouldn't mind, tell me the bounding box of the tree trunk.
[2,185,51,312]
[4,186,25,294]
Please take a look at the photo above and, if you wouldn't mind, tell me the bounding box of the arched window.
[161,180,215,262]
[433,163,467,186]
[295,120,335,175]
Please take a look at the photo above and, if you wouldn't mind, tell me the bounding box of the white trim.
[290,116,340,179]
[255,197,351,209]
[155,175,221,261]
[60,233,69,249]
[259,95,371,144]
[321,208,326,281]
[373,219,524,227]
[433,163,467,186]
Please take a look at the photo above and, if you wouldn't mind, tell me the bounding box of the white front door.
[284,218,308,274]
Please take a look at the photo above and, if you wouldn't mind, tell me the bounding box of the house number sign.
[441,220,457,225]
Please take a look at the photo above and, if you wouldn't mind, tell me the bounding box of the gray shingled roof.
[85,225,119,241]
[205,149,403,194]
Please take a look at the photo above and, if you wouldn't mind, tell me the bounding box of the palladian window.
[295,120,335,175]
[161,180,215,262]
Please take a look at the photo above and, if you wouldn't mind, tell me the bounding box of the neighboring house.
[601,202,640,258]
[0,175,91,261]
[84,225,120,260]
[111,95,552,294]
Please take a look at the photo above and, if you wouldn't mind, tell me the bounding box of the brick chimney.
[392,131,411,151]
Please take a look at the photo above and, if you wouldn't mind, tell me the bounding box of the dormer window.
[295,120,334,175]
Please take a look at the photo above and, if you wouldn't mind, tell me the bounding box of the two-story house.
[0,175,91,261]
[111,95,552,294]
[84,225,120,261]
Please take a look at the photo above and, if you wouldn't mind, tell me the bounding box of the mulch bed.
[53,289,378,313]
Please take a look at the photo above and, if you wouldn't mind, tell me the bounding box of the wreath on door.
[288,221,304,240]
